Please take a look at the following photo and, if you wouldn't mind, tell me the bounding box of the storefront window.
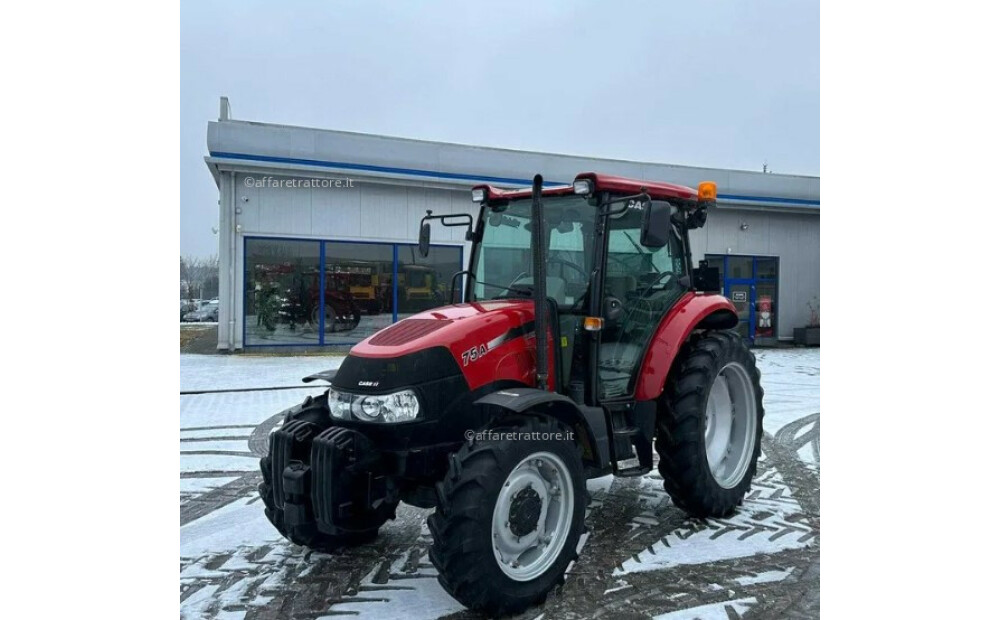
[244,238,463,347]
[397,244,463,318]
[244,239,321,345]
[756,257,778,280]
[324,241,394,343]
[727,256,753,279]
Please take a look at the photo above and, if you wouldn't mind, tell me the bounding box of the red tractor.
[259,173,764,615]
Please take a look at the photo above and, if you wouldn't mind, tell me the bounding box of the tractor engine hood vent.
[368,319,453,346]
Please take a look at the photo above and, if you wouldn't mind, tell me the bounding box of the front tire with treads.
[428,416,586,616]
[656,330,764,517]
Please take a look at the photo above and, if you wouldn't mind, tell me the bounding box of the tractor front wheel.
[428,416,585,616]
[656,331,764,517]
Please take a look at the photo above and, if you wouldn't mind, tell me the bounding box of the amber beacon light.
[698,181,718,202]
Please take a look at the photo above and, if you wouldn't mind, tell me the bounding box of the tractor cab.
[420,173,722,409]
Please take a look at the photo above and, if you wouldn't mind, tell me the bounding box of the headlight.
[327,390,354,419]
[327,389,421,423]
[573,179,593,195]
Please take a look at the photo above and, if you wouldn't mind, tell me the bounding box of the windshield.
[472,195,596,309]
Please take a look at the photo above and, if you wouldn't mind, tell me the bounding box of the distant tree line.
[180,255,219,300]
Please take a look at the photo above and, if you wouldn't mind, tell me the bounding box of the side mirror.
[640,200,671,248]
[692,261,721,293]
[418,222,430,257]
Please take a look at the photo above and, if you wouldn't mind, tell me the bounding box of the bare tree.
[180,255,220,300]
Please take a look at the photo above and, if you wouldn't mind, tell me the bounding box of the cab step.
[615,465,652,478]
[613,456,651,478]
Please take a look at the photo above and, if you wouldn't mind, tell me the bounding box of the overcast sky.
[181,0,818,257]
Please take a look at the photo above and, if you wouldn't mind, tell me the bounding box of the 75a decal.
[461,344,488,366]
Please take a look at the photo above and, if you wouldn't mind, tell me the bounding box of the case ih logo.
[357,380,379,387]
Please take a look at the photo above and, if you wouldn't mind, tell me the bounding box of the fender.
[302,369,338,384]
[474,387,611,471]
[633,292,739,401]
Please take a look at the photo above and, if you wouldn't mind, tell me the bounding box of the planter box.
[793,327,820,346]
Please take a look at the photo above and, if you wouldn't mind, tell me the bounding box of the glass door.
[704,254,779,344]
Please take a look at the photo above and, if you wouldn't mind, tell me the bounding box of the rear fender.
[634,293,739,401]
[474,387,611,470]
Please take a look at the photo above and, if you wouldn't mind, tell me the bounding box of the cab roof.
[472,172,699,203]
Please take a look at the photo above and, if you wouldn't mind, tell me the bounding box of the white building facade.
[206,102,819,351]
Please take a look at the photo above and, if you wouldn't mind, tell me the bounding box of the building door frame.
[705,254,779,345]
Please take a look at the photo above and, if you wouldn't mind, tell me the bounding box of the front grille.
[369,319,451,346]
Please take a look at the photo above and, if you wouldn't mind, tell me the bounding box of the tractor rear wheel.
[656,330,764,517]
[428,416,585,616]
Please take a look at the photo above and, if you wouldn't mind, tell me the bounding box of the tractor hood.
[340,299,542,392]
[352,300,535,358]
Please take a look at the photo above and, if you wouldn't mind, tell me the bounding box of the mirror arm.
[421,210,474,233]
[419,210,475,257]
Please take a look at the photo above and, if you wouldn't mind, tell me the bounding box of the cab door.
[596,202,687,400]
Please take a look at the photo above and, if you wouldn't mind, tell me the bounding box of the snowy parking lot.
[180,348,819,619]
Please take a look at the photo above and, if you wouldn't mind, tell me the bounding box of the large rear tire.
[428,416,586,616]
[656,330,764,517]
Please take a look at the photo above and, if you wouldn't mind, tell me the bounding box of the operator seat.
[604,275,637,302]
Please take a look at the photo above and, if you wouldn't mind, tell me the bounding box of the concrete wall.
[237,174,475,244]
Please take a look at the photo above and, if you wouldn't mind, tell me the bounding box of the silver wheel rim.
[704,361,758,489]
[490,451,575,581]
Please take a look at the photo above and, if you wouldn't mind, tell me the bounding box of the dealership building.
[205,98,819,351]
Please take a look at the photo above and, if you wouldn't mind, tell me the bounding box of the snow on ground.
[180,453,259,473]
[180,353,344,392]
[734,567,794,586]
[180,383,327,427]
[755,348,819,435]
[181,494,284,559]
[652,597,758,619]
[181,477,238,496]
[323,552,466,619]
[613,470,814,576]
[180,346,820,619]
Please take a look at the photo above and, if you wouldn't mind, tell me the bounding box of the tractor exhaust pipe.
[530,174,549,391]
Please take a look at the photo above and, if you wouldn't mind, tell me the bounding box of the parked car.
[180,299,201,320]
[182,300,218,322]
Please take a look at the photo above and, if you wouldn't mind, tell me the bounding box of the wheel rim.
[704,361,758,489]
[491,451,575,581]
[319,304,349,332]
